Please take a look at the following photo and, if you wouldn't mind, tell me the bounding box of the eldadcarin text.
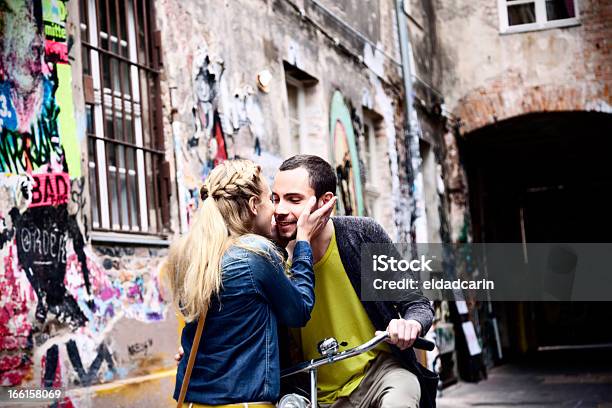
[373,278,494,290]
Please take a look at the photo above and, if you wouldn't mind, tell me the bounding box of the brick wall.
[437,0,611,134]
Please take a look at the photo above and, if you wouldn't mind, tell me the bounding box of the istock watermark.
[361,243,612,302]
[372,254,434,272]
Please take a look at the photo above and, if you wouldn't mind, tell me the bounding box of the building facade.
[1,0,608,405]
[433,0,612,378]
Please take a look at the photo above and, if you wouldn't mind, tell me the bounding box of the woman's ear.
[248,196,259,216]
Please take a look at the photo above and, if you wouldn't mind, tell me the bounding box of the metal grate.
[79,0,168,235]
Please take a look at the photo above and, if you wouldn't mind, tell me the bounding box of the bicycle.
[278,333,435,408]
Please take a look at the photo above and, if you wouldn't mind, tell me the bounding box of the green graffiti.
[42,0,68,24]
[329,90,364,216]
[57,64,80,178]
[42,0,68,41]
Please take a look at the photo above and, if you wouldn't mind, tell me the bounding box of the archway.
[461,111,612,355]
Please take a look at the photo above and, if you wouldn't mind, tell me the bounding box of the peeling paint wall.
[387,0,450,246]
[157,0,413,237]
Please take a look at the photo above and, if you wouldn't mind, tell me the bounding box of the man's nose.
[275,201,289,215]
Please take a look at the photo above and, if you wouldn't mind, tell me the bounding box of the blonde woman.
[164,159,336,407]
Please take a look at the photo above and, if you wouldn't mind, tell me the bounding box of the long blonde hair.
[163,159,268,322]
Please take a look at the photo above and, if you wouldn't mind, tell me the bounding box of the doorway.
[461,111,612,354]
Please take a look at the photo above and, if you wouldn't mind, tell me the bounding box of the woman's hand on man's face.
[295,196,337,243]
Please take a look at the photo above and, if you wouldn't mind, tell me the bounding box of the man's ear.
[318,192,335,208]
[248,196,259,216]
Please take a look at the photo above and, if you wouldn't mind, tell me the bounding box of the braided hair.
[163,159,268,322]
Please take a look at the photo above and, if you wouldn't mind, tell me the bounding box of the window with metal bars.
[79,0,170,236]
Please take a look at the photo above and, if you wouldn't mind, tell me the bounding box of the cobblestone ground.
[437,350,612,408]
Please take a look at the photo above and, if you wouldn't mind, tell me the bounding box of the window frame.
[362,115,381,220]
[498,0,580,34]
[80,0,168,238]
[285,76,306,155]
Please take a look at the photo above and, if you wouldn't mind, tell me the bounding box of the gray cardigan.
[332,216,434,332]
[332,216,438,408]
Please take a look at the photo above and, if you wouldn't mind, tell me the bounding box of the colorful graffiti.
[0,0,85,386]
[180,44,277,225]
[329,90,364,216]
[181,46,228,224]
[0,0,168,393]
[12,201,93,328]
[189,47,228,169]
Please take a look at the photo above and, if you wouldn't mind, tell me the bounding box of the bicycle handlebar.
[281,332,435,378]
[413,336,436,351]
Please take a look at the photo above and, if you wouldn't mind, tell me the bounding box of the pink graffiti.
[0,245,35,385]
[0,335,28,350]
[0,368,31,386]
[0,355,22,371]
[30,172,70,208]
[65,253,119,326]
[45,41,68,64]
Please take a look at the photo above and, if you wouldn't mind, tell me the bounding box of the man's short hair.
[279,155,337,198]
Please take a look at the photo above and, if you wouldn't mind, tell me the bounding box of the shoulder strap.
[176,306,208,408]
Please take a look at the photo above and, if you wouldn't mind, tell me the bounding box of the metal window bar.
[130,0,151,231]
[112,0,132,230]
[85,104,102,228]
[81,0,165,235]
[93,0,115,230]
[123,0,137,230]
[103,0,125,231]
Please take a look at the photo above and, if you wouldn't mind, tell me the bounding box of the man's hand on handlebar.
[376,318,422,350]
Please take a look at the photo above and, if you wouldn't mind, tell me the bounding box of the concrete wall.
[435,0,611,133]
[157,0,414,239]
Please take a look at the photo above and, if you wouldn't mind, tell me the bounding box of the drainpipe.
[396,0,503,369]
[395,0,423,244]
[395,0,415,143]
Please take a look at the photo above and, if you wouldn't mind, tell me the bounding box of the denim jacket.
[174,236,314,405]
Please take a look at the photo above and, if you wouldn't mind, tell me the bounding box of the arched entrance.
[461,111,612,355]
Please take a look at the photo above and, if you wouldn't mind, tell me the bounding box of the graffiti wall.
[174,42,281,226]
[180,46,229,225]
[329,90,365,216]
[0,1,170,401]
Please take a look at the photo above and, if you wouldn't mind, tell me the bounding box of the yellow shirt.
[299,229,388,404]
